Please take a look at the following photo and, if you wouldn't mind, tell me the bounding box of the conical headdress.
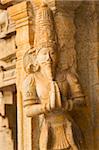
[34,4,57,52]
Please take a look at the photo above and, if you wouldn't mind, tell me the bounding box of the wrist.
[67,100,73,111]
[64,100,73,111]
[42,103,51,113]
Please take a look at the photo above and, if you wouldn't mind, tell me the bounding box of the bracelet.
[68,100,73,111]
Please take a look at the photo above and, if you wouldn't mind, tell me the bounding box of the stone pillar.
[8,1,34,150]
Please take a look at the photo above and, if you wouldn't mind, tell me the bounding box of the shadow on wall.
[74,1,98,150]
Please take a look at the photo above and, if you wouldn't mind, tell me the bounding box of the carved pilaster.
[32,0,56,11]
[8,1,34,150]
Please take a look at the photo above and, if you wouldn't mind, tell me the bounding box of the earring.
[33,64,40,72]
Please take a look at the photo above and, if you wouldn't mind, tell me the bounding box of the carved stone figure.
[0,9,8,33]
[22,3,85,150]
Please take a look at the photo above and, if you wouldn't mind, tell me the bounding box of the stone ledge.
[0,83,16,92]
[0,28,16,39]
[0,68,16,88]
[1,0,24,5]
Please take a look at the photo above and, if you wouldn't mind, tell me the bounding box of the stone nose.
[46,52,52,62]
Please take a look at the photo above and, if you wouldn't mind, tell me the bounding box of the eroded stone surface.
[0,1,99,150]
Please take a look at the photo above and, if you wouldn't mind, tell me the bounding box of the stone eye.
[51,52,54,55]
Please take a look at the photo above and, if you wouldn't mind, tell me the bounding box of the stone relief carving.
[0,9,8,33]
[22,3,85,150]
[0,55,16,87]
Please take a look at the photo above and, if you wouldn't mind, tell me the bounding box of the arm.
[22,74,50,117]
[66,71,85,110]
[24,103,50,117]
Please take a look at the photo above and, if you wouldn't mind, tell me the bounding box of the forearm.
[66,71,85,110]
[73,97,86,109]
[63,97,85,111]
[24,104,46,117]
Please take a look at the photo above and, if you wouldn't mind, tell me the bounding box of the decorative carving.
[3,69,16,81]
[22,3,85,150]
[0,9,8,33]
[0,36,16,60]
[0,58,16,88]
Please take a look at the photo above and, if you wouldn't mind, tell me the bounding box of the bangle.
[68,100,73,111]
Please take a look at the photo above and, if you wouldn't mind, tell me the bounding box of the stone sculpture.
[0,9,8,33]
[22,3,85,150]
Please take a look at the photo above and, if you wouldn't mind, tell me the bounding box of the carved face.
[36,48,57,65]
[36,47,57,80]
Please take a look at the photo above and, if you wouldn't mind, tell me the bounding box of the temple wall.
[0,1,98,150]
[75,2,99,150]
